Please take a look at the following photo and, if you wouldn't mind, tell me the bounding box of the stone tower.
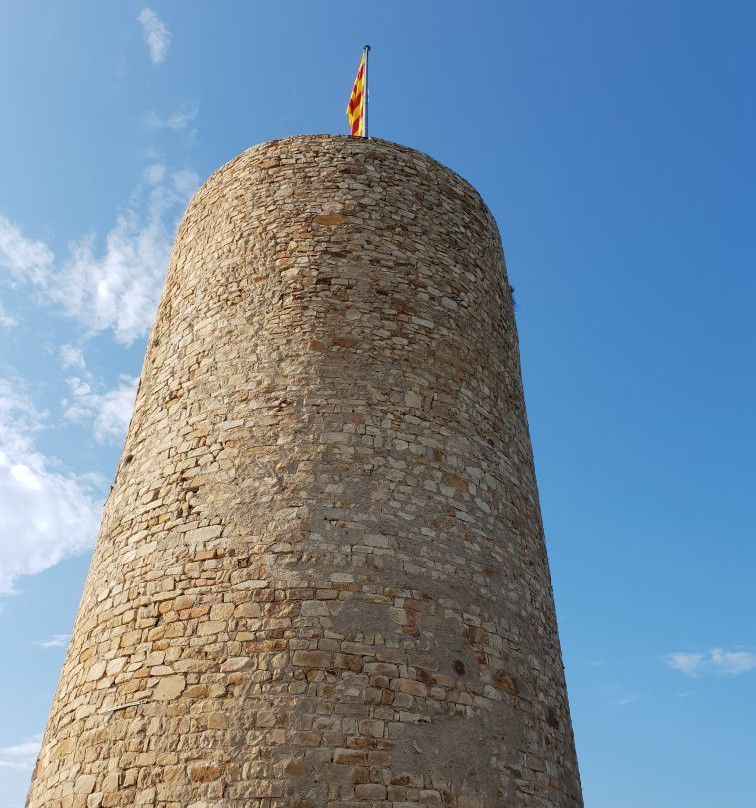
[26,136,582,808]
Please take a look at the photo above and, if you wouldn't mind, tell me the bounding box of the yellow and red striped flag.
[346,50,367,137]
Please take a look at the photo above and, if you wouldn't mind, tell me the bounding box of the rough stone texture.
[26,135,583,808]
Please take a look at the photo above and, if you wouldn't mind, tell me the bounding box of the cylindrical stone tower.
[27,135,582,808]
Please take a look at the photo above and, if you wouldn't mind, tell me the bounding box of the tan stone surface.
[26,135,582,807]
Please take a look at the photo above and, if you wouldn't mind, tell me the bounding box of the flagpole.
[363,45,371,138]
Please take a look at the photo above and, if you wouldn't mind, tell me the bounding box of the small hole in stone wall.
[453,659,466,676]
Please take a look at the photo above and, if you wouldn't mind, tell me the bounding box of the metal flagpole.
[363,45,371,138]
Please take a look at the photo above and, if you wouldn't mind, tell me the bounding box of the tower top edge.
[196,134,493,220]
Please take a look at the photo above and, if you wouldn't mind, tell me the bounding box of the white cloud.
[144,102,199,132]
[92,381,137,442]
[0,215,53,285]
[50,169,198,344]
[34,633,70,649]
[666,652,704,676]
[709,648,756,675]
[59,344,87,374]
[138,8,171,65]
[172,169,200,199]
[665,648,756,677]
[0,735,42,771]
[0,301,17,329]
[63,375,138,443]
[143,163,166,185]
[0,168,197,346]
[0,379,101,596]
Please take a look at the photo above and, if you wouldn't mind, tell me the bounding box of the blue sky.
[1,2,754,806]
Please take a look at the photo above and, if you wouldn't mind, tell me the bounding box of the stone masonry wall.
[26,135,583,808]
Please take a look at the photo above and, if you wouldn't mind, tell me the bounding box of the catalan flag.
[346,48,369,137]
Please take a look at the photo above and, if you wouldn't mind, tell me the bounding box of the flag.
[346,52,367,137]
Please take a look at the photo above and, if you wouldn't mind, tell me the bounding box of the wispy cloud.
[60,348,137,442]
[59,344,88,374]
[0,379,101,596]
[172,170,200,199]
[0,301,17,328]
[51,169,198,344]
[601,683,641,706]
[144,102,199,132]
[709,648,756,675]
[63,375,138,443]
[665,647,756,677]
[143,164,166,185]
[34,634,70,649]
[0,170,198,345]
[0,735,42,771]
[0,215,53,285]
[666,652,704,676]
[138,8,171,65]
